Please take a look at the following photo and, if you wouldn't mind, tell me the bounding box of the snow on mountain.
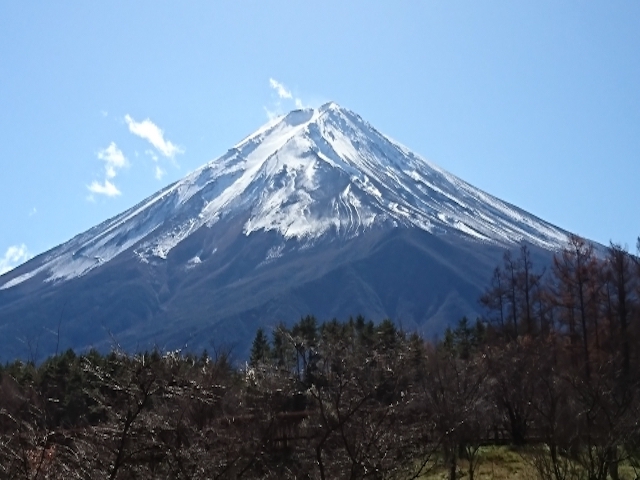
[1,102,567,290]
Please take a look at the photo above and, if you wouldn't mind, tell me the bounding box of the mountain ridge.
[0,103,574,361]
[1,102,567,292]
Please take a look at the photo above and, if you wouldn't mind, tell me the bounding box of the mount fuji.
[0,103,570,360]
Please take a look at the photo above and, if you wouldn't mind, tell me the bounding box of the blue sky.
[1,2,639,273]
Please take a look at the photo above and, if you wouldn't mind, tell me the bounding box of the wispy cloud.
[0,244,32,275]
[28,207,37,217]
[145,149,159,162]
[266,78,306,119]
[143,149,167,181]
[98,142,128,179]
[154,165,166,180]
[263,106,279,121]
[269,78,293,100]
[125,115,183,159]
[87,143,127,198]
[87,179,121,197]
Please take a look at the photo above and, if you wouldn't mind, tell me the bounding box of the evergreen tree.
[249,327,271,367]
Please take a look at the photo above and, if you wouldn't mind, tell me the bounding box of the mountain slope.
[0,103,570,361]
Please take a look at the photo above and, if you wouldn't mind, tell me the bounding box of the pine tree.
[249,328,271,367]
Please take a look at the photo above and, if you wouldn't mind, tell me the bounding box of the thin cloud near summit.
[265,78,304,119]
[87,179,121,198]
[86,115,184,199]
[87,142,129,200]
[0,244,31,275]
[87,142,128,198]
[98,142,128,180]
[125,115,184,159]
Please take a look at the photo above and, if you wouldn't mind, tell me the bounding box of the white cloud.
[144,150,166,180]
[125,115,183,158]
[266,78,306,119]
[269,78,293,100]
[87,179,121,197]
[263,106,280,121]
[87,143,127,198]
[97,142,128,179]
[28,207,37,217]
[0,244,32,275]
[145,149,159,162]
[154,165,166,180]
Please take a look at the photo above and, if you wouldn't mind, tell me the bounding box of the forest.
[1,235,640,479]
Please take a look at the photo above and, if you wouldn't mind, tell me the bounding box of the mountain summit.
[0,104,570,360]
[2,103,565,291]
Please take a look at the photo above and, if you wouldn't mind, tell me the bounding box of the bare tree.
[420,337,488,480]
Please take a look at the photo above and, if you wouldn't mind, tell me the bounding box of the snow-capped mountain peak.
[1,103,567,290]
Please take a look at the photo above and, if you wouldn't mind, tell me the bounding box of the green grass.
[418,446,536,480]
[416,445,640,480]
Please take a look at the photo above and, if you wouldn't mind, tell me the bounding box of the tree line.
[0,235,639,479]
